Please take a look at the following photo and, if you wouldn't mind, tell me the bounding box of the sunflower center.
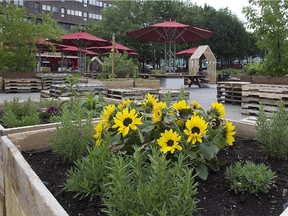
[192,127,200,134]
[123,118,132,126]
[167,139,174,146]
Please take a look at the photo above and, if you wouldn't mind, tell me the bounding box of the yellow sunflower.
[184,115,208,144]
[157,129,182,154]
[93,121,104,146]
[190,100,201,109]
[152,102,167,123]
[211,102,225,118]
[172,100,189,111]
[112,108,143,137]
[143,93,158,106]
[118,99,132,109]
[100,104,116,127]
[225,120,236,146]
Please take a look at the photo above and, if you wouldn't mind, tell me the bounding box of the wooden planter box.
[0,120,259,216]
[133,79,160,88]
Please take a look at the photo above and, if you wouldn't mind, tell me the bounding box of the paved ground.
[0,84,247,121]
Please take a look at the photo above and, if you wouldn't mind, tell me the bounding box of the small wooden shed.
[188,45,217,83]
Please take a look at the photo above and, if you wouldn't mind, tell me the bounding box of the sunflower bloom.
[118,99,132,109]
[190,100,201,109]
[184,115,208,144]
[157,129,182,154]
[225,120,236,146]
[143,93,158,106]
[112,108,143,137]
[172,100,189,111]
[211,102,225,118]
[152,102,167,123]
[100,104,116,127]
[93,121,104,146]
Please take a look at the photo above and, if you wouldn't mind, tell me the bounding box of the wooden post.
[111,33,115,77]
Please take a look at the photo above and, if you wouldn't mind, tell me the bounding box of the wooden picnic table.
[183,75,206,88]
[150,74,207,88]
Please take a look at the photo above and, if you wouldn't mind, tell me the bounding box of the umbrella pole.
[111,33,115,78]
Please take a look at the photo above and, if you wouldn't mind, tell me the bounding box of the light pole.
[111,33,115,78]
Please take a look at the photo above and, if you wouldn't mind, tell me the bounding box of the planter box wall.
[134,79,160,88]
[0,134,68,216]
[233,75,288,85]
[0,120,261,216]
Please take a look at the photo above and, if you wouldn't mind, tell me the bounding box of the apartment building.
[0,0,112,29]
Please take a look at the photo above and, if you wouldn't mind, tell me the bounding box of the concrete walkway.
[0,84,248,121]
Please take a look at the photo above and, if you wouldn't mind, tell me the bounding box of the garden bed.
[1,121,287,216]
[23,139,288,216]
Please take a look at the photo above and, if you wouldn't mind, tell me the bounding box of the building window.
[53,6,60,13]
[61,7,65,17]
[83,0,87,7]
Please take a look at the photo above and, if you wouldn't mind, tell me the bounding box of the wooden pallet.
[49,84,108,98]
[217,81,250,105]
[40,90,51,98]
[106,88,159,101]
[241,84,288,116]
[3,78,42,93]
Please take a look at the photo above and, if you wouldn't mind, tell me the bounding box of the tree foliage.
[0,4,65,72]
[82,1,252,65]
[244,0,288,76]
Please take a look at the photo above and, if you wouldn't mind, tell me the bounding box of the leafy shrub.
[256,100,288,160]
[1,97,40,127]
[225,161,276,194]
[102,52,137,78]
[50,102,94,162]
[242,62,263,75]
[102,147,198,216]
[79,93,106,118]
[65,143,112,200]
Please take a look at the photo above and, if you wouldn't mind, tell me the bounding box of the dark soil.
[23,138,288,216]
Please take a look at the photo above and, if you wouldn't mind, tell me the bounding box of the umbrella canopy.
[59,32,109,72]
[60,32,111,47]
[62,46,98,56]
[176,47,197,56]
[126,20,213,43]
[126,20,212,73]
[88,42,134,53]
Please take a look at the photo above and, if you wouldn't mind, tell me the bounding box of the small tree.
[102,52,137,78]
[0,4,65,72]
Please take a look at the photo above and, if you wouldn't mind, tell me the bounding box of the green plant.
[50,102,94,162]
[256,100,288,160]
[102,52,137,78]
[102,147,198,216]
[1,97,40,127]
[65,142,112,200]
[79,93,106,118]
[225,161,276,194]
[242,62,263,75]
[64,73,81,97]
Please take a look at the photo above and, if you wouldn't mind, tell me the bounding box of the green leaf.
[199,143,219,160]
[139,122,155,133]
[195,164,209,180]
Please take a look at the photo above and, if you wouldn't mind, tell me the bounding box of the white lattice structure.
[188,45,217,83]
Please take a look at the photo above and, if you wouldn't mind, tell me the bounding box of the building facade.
[1,0,112,29]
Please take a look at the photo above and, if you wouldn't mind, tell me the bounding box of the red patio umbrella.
[62,46,98,56]
[176,47,197,56]
[59,32,110,72]
[88,42,134,53]
[126,20,212,72]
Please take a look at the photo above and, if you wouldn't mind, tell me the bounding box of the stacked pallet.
[158,89,190,102]
[0,77,3,93]
[4,78,42,93]
[40,90,51,98]
[241,84,288,116]
[106,88,159,101]
[49,84,108,98]
[217,82,250,105]
[36,73,73,90]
